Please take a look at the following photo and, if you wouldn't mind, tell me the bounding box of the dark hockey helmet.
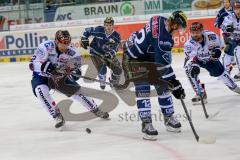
[169,10,187,29]
[104,17,114,25]
[233,0,240,9]
[190,22,204,32]
[55,30,71,45]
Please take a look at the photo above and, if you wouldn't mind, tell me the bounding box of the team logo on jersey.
[159,40,172,46]
[207,34,216,40]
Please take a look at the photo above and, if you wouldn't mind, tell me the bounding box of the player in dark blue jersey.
[214,0,233,29]
[122,10,187,140]
[80,17,122,90]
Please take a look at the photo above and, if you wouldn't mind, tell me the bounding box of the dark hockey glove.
[210,48,221,59]
[69,68,82,81]
[168,79,185,99]
[104,50,115,59]
[80,37,89,49]
[190,63,200,78]
[225,25,234,33]
[41,61,56,74]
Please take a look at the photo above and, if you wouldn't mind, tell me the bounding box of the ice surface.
[1,54,240,160]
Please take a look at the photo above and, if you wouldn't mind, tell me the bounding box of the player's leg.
[52,76,110,119]
[32,76,64,128]
[90,55,107,90]
[155,84,181,132]
[107,56,122,87]
[205,60,240,94]
[222,40,236,74]
[233,45,240,80]
[184,62,207,104]
[135,82,158,140]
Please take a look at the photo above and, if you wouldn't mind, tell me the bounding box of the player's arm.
[80,27,95,49]
[214,9,227,29]
[209,34,223,60]
[221,15,234,33]
[104,34,121,59]
[30,44,54,74]
[184,42,200,78]
[154,42,185,99]
[67,48,82,81]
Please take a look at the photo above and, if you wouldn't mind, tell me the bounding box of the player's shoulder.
[111,31,121,41]
[39,40,55,49]
[184,38,197,48]
[66,45,79,57]
[95,26,105,32]
[203,30,218,40]
[218,7,226,14]
[38,40,55,52]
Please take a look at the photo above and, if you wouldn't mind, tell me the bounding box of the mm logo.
[120,2,135,16]
[0,33,48,49]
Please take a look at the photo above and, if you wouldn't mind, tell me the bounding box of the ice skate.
[54,113,65,129]
[234,73,240,81]
[164,115,181,133]
[92,108,110,119]
[142,122,158,141]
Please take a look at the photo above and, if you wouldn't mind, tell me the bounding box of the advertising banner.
[0,17,221,62]
[53,1,144,21]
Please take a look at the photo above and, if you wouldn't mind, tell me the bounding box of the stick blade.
[198,136,216,144]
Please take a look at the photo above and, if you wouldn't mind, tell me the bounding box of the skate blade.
[142,134,158,141]
[55,124,66,131]
[166,126,181,133]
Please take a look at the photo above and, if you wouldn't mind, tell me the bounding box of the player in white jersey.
[184,22,240,104]
[29,30,109,129]
[221,1,240,80]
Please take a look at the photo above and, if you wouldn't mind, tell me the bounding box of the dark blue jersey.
[214,7,233,28]
[124,16,175,80]
[83,26,121,56]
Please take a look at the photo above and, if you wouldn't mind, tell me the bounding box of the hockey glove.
[210,48,221,59]
[69,68,82,81]
[190,63,200,78]
[225,25,234,33]
[168,79,185,99]
[104,50,115,59]
[41,61,56,74]
[80,37,89,49]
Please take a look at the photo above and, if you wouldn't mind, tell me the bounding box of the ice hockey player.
[122,10,187,140]
[29,30,109,129]
[222,1,240,81]
[80,17,122,90]
[214,0,235,64]
[214,0,233,29]
[184,22,240,105]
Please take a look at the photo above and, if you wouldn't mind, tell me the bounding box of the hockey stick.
[180,96,216,144]
[153,78,216,143]
[194,77,209,119]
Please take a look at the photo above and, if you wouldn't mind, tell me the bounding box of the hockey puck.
[86,128,91,134]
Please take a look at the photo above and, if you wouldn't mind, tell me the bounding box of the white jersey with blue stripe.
[184,30,223,64]
[30,40,80,77]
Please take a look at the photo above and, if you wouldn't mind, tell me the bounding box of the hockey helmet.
[190,22,204,32]
[169,10,187,29]
[233,0,240,9]
[104,17,114,25]
[55,30,71,45]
